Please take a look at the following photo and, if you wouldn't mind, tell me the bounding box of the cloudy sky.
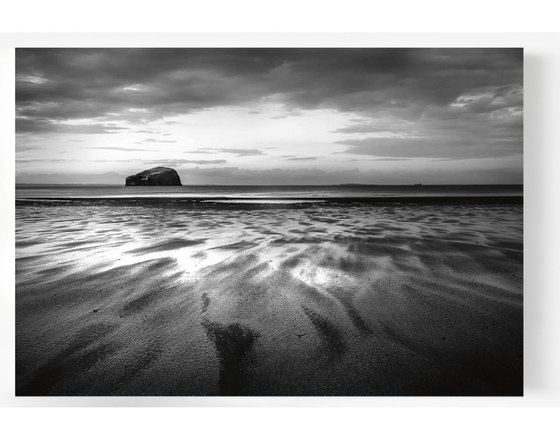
[16,48,523,185]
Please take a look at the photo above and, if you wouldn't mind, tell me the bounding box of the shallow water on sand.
[16,201,523,396]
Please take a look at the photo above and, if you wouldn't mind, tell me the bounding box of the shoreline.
[16,195,524,206]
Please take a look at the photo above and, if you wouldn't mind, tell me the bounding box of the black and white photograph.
[15,47,523,396]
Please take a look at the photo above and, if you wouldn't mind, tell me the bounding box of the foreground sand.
[16,200,523,395]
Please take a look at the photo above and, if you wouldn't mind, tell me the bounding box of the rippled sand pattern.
[16,201,523,395]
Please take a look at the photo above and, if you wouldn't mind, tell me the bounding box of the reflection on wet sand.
[16,201,523,395]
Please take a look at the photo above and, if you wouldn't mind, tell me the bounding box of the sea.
[16,184,523,201]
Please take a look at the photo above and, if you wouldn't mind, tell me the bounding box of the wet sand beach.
[16,199,523,396]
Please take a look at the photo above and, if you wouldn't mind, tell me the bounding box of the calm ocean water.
[16,184,523,201]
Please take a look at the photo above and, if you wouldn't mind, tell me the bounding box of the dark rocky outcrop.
[125,167,182,186]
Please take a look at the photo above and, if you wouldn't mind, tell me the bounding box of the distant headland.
[125,167,182,186]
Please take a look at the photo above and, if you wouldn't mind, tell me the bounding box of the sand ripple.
[16,201,523,395]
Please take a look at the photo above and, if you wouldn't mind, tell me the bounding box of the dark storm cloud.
[16,48,522,134]
[16,117,127,134]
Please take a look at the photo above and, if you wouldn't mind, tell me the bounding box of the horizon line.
[15,183,524,187]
